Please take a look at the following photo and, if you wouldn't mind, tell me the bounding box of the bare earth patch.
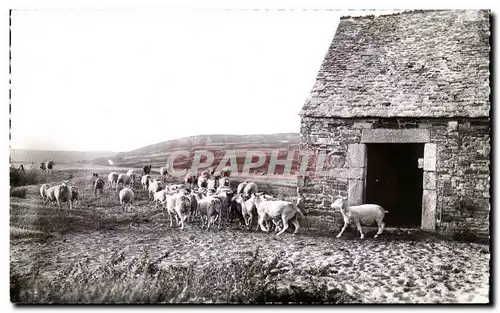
[11,217,490,303]
[10,171,490,304]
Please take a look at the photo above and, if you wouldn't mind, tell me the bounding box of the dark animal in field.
[143,165,152,175]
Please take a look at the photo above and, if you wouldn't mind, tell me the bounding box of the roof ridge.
[339,9,485,21]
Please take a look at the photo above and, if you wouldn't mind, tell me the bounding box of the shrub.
[10,187,27,199]
[10,168,43,187]
[11,247,357,304]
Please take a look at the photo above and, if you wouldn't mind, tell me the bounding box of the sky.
[10,8,399,152]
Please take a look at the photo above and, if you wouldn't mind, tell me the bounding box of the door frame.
[347,129,437,230]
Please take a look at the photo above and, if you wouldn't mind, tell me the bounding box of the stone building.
[298,10,490,238]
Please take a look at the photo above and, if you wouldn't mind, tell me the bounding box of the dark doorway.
[365,143,424,228]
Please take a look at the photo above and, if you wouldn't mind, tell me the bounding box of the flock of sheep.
[36,164,390,238]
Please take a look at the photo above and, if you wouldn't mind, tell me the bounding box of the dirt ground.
[10,170,491,304]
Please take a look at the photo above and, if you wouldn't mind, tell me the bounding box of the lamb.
[116,174,132,191]
[108,172,119,189]
[141,175,151,192]
[251,193,304,236]
[40,183,50,203]
[330,197,388,239]
[119,187,135,213]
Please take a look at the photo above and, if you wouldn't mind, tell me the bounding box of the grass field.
[9,167,490,304]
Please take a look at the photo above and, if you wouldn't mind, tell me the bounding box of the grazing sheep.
[148,179,163,199]
[251,193,304,236]
[108,172,119,189]
[331,197,388,239]
[143,164,152,175]
[243,182,258,198]
[46,181,72,210]
[175,194,191,230]
[126,169,136,186]
[40,183,50,203]
[141,175,151,192]
[119,188,135,213]
[236,180,249,195]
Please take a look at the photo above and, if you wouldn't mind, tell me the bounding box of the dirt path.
[11,219,490,304]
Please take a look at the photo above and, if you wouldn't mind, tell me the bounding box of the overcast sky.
[11,9,397,152]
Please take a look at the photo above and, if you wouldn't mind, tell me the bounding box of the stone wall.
[298,116,490,238]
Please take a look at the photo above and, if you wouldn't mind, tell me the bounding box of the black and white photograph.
[6,1,492,305]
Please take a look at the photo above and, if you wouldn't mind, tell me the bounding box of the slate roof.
[300,10,491,118]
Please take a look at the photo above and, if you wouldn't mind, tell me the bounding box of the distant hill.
[10,149,115,164]
[91,133,301,175]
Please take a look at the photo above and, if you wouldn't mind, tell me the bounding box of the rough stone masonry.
[298,10,490,239]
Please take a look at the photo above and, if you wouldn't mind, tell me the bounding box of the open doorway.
[365,143,424,228]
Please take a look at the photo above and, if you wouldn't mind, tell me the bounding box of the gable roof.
[300,10,491,118]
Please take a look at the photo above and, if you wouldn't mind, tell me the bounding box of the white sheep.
[119,187,135,213]
[116,174,132,191]
[108,172,119,189]
[46,181,72,210]
[251,193,303,236]
[148,179,163,199]
[243,182,258,198]
[40,183,50,203]
[153,189,168,210]
[141,175,151,192]
[331,197,389,239]
[126,169,136,186]
[175,194,191,230]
